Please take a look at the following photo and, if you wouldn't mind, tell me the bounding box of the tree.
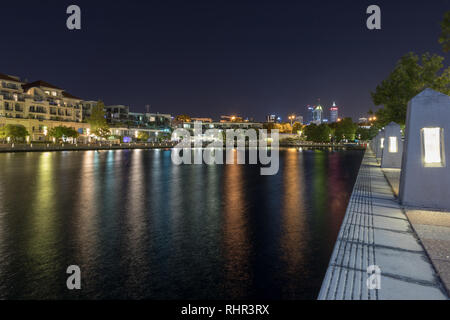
[439,11,450,53]
[137,131,150,141]
[0,124,29,142]
[303,123,331,142]
[48,126,79,142]
[356,126,379,141]
[292,122,302,134]
[263,122,277,133]
[87,101,110,138]
[371,52,450,126]
[316,124,332,142]
[274,122,292,133]
[95,127,111,139]
[334,118,357,142]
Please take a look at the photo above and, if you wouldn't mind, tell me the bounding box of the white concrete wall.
[381,122,403,168]
[375,131,384,160]
[399,88,450,210]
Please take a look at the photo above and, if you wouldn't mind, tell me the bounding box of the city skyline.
[0,0,447,121]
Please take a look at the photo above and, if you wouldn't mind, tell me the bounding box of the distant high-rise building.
[330,102,339,123]
[306,105,314,124]
[312,104,323,124]
[266,114,276,123]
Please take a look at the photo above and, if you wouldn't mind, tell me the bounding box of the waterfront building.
[105,105,130,124]
[0,72,92,140]
[105,104,172,130]
[175,121,263,133]
[191,117,213,123]
[220,115,244,122]
[0,73,84,123]
[329,102,338,123]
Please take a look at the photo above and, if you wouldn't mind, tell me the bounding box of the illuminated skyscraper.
[330,102,339,123]
[312,104,323,124]
[306,105,314,124]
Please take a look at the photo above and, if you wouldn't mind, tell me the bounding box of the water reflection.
[223,163,250,298]
[281,150,307,297]
[0,149,363,299]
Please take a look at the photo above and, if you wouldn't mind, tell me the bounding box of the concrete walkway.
[318,149,448,300]
[383,168,450,296]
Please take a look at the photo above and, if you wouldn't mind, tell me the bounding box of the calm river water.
[0,148,363,299]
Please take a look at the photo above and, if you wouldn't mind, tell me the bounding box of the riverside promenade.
[0,142,176,153]
[318,149,448,300]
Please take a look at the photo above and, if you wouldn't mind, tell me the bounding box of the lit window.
[422,127,444,166]
[380,138,384,149]
[52,91,57,96]
[388,137,398,153]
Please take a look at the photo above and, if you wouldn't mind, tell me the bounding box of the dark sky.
[1,0,448,121]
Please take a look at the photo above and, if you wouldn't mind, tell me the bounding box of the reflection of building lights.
[380,137,384,149]
[422,127,443,166]
[388,136,398,153]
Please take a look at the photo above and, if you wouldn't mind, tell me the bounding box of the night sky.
[1,0,448,121]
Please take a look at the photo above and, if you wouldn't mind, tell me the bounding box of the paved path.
[382,168,450,296]
[318,149,448,300]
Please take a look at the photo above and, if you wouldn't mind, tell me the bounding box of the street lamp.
[288,115,295,126]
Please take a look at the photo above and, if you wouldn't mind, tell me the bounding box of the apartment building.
[105,104,172,129]
[0,72,94,140]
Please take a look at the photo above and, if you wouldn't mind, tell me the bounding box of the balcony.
[2,83,18,90]
[29,107,47,114]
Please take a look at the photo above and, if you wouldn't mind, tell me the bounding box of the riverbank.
[318,149,448,300]
[0,142,177,153]
[0,141,366,153]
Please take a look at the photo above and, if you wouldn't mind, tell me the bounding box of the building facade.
[312,105,323,124]
[0,73,94,140]
[329,102,338,123]
[305,105,314,124]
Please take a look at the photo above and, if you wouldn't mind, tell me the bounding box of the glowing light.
[380,138,384,149]
[422,128,443,165]
[43,126,48,136]
[388,136,398,153]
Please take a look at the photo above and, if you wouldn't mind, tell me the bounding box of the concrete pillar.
[399,88,450,210]
[375,130,384,160]
[381,122,403,168]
